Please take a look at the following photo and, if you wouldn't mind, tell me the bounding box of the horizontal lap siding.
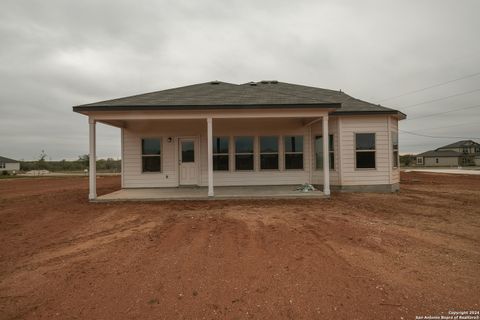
[340,116,391,186]
[390,117,400,183]
[122,118,317,188]
[310,118,340,185]
[203,118,312,186]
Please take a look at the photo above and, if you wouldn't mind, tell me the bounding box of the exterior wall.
[0,162,20,171]
[123,118,313,188]
[121,114,398,189]
[424,156,459,167]
[337,115,396,186]
[389,117,400,183]
[475,156,480,166]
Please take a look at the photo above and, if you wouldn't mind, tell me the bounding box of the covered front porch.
[95,185,326,202]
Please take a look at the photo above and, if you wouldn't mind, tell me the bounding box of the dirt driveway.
[0,173,479,319]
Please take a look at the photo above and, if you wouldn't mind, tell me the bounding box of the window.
[436,158,439,164]
[463,147,469,154]
[213,137,229,171]
[235,137,254,170]
[315,135,334,170]
[0,162,4,169]
[355,133,376,169]
[181,140,195,162]
[392,131,399,168]
[417,157,423,165]
[260,136,279,170]
[142,138,161,172]
[284,136,303,169]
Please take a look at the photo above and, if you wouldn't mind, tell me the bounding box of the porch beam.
[303,117,322,127]
[88,117,97,200]
[322,115,331,196]
[207,117,214,197]
[88,109,335,121]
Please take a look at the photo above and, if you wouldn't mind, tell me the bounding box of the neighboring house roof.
[73,81,405,118]
[0,156,19,163]
[437,140,480,149]
[416,150,464,157]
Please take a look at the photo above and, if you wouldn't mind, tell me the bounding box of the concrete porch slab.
[95,185,326,202]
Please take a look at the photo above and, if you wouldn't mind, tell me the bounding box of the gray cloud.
[1,0,479,159]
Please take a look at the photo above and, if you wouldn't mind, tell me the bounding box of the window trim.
[0,162,5,169]
[392,131,399,169]
[141,137,162,174]
[284,135,304,170]
[212,136,229,171]
[259,136,280,171]
[354,132,377,170]
[417,157,423,165]
[314,134,335,171]
[234,136,255,171]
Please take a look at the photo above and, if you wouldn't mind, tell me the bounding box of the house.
[0,156,20,172]
[73,81,406,200]
[415,140,480,167]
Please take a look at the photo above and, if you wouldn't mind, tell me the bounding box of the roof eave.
[72,103,341,113]
[331,110,406,119]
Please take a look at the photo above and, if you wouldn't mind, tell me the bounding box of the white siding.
[390,117,400,184]
[339,115,392,186]
[123,118,312,188]
[310,117,340,186]
[121,115,397,188]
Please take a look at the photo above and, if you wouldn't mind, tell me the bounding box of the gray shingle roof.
[73,81,404,117]
[438,140,480,149]
[0,156,19,163]
[416,150,463,157]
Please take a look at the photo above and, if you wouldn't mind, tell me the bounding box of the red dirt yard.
[0,172,479,319]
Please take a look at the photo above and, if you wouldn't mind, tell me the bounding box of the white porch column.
[322,115,331,196]
[207,117,214,197]
[88,117,97,200]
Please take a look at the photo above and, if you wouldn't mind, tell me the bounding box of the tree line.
[19,153,120,173]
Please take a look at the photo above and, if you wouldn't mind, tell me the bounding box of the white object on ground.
[295,183,317,192]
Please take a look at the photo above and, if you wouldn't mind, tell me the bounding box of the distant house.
[73,81,406,200]
[0,156,20,172]
[415,140,480,167]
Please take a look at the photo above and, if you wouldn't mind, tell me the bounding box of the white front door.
[179,138,197,185]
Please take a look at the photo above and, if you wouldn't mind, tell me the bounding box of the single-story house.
[415,140,480,167]
[0,156,20,172]
[73,81,406,200]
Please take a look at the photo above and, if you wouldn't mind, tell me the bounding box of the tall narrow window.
[355,133,375,169]
[142,138,161,172]
[260,136,279,170]
[392,131,399,168]
[315,135,334,170]
[213,137,229,171]
[284,136,303,169]
[235,137,254,170]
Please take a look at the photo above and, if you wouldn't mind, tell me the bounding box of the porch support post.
[88,117,97,200]
[207,117,214,197]
[322,114,331,196]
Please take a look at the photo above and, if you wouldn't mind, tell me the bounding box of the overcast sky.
[1,0,479,160]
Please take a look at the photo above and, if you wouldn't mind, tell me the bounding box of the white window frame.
[355,132,376,170]
[392,131,399,168]
[417,157,423,165]
[259,136,279,170]
[0,162,5,169]
[315,134,335,171]
[141,137,162,173]
[234,136,254,171]
[284,135,304,170]
[212,136,229,171]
